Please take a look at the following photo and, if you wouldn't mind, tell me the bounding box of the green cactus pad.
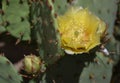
[79,52,113,83]
[2,0,30,40]
[0,55,22,83]
[53,0,69,15]
[0,14,6,33]
[33,0,63,64]
[74,0,117,36]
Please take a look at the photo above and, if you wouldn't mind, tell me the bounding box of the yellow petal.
[57,7,106,54]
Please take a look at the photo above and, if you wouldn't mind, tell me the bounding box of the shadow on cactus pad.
[46,52,96,83]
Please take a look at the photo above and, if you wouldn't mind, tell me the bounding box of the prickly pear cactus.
[52,0,117,35]
[0,55,22,83]
[79,52,113,83]
[50,0,117,54]
[0,0,119,83]
[1,0,30,40]
[33,0,118,62]
[33,0,63,64]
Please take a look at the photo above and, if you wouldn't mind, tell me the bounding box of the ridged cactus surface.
[33,0,63,64]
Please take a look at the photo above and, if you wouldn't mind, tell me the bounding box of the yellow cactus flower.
[57,7,106,54]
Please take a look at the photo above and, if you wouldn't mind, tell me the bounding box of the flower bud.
[24,55,41,74]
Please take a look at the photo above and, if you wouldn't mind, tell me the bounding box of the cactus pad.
[0,55,22,83]
[79,52,113,83]
[2,0,30,40]
[34,0,63,64]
